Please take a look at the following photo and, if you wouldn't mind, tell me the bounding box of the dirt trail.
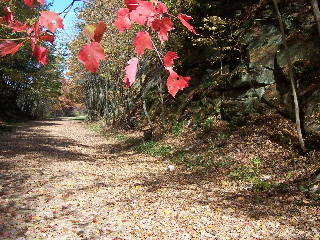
[0,118,318,239]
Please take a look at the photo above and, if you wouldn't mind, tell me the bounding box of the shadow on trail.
[134,167,318,235]
[0,118,101,238]
[0,118,91,162]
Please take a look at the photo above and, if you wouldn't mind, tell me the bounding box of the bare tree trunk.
[157,76,166,129]
[141,74,153,141]
[102,66,111,123]
[142,86,153,129]
[272,0,306,151]
[311,0,320,36]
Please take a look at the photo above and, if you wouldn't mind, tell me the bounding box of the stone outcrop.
[200,1,320,141]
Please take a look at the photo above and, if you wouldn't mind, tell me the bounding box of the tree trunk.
[311,0,320,36]
[157,76,166,129]
[272,0,306,151]
[142,86,153,129]
[140,74,153,140]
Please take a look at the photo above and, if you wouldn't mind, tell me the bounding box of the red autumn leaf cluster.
[0,0,197,97]
[116,0,196,97]
[0,0,64,65]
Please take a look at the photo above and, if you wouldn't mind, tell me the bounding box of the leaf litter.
[0,115,319,239]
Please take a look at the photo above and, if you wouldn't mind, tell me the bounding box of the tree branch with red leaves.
[0,0,198,97]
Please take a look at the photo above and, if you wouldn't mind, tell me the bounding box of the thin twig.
[151,39,164,65]
[59,0,86,19]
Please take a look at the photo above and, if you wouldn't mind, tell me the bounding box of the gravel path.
[0,118,319,239]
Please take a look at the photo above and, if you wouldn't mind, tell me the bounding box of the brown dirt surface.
[0,117,319,239]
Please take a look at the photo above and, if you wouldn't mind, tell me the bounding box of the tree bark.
[157,76,166,129]
[141,74,153,140]
[311,0,320,36]
[272,0,306,151]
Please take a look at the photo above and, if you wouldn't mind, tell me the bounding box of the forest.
[0,0,320,239]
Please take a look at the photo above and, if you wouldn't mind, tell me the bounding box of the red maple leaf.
[78,42,106,73]
[164,51,179,68]
[130,2,156,26]
[83,25,95,40]
[177,13,198,35]
[33,45,48,65]
[24,0,45,8]
[40,32,55,43]
[0,40,24,56]
[151,17,174,42]
[84,21,107,42]
[126,0,140,12]
[4,7,13,24]
[114,8,132,33]
[27,22,41,36]
[163,52,190,97]
[166,68,190,97]
[39,11,64,33]
[134,31,153,56]
[9,21,29,32]
[94,21,107,43]
[24,0,35,7]
[27,22,42,48]
[124,57,139,88]
[155,2,168,14]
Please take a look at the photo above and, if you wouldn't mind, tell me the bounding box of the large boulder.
[221,87,267,124]
[228,25,281,88]
[221,24,283,123]
[193,1,320,142]
[262,84,295,119]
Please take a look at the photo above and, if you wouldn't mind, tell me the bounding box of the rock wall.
[200,1,320,140]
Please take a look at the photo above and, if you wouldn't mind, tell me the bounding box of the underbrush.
[87,120,107,134]
[133,141,172,158]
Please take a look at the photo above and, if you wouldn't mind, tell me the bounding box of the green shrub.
[134,141,171,158]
